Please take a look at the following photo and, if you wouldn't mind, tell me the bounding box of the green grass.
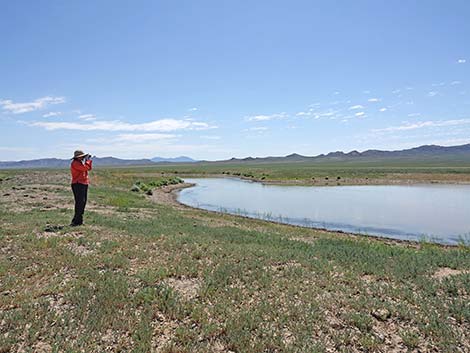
[1,169,470,352]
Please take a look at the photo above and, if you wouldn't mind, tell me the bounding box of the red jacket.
[71,159,92,184]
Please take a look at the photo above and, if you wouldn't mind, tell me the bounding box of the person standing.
[70,150,92,226]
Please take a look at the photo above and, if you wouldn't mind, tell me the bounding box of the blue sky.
[1,0,469,161]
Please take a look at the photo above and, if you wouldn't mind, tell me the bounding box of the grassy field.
[1,168,470,352]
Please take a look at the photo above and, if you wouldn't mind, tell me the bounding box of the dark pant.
[71,183,88,225]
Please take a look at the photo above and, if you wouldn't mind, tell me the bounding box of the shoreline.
[163,172,470,187]
[151,181,460,249]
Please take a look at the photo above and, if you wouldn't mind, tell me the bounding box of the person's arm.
[72,160,92,172]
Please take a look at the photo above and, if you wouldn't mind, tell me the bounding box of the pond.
[177,178,470,245]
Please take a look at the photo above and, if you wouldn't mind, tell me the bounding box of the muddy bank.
[149,182,194,207]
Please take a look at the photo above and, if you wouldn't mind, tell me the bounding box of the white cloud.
[79,114,94,119]
[42,111,62,118]
[200,135,221,140]
[115,133,178,142]
[336,114,354,121]
[457,59,466,64]
[451,81,462,85]
[78,114,96,121]
[407,113,421,117]
[245,113,288,121]
[379,108,387,112]
[372,119,470,133]
[428,91,438,97]
[348,105,364,110]
[309,109,343,120]
[30,118,217,132]
[0,96,65,114]
[188,107,198,112]
[293,107,346,121]
[247,127,268,131]
[368,98,381,102]
[355,112,365,117]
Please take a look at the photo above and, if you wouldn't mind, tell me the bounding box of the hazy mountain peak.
[151,156,197,163]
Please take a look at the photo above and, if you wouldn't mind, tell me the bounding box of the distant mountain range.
[221,143,470,164]
[1,144,470,169]
[0,156,197,169]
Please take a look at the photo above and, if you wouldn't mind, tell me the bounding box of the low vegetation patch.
[131,177,183,195]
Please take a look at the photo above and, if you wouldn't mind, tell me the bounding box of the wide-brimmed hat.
[72,150,88,159]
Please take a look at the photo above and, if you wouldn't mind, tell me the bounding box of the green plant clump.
[131,177,183,194]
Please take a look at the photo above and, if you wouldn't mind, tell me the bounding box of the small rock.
[44,225,64,232]
[371,308,390,321]
[373,331,385,342]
